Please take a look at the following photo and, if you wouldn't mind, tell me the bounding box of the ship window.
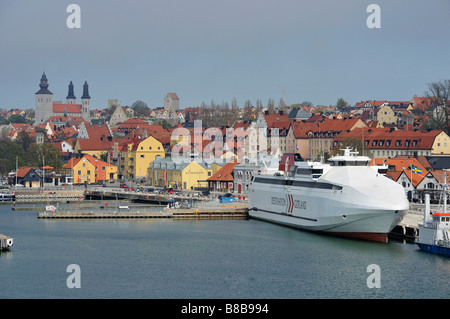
[296,168,312,175]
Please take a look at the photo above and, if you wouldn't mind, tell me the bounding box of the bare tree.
[267,98,275,113]
[131,100,149,117]
[423,79,450,134]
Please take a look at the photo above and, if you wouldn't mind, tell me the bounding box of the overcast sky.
[1,0,449,110]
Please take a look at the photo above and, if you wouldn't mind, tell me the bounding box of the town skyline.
[1,0,449,110]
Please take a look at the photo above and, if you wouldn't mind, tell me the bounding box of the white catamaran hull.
[249,166,409,242]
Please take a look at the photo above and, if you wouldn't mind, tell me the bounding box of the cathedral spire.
[81,80,90,99]
[66,80,76,100]
[35,72,53,95]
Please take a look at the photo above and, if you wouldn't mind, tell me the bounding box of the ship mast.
[443,169,448,215]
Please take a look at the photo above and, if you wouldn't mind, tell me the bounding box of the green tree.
[30,143,62,172]
[0,139,26,172]
[336,98,350,112]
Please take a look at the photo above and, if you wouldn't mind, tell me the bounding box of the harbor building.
[147,158,222,190]
[120,136,166,181]
[63,154,118,184]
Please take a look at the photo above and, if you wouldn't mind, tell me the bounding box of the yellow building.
[63,154,118,184]
[120,136,165,180]
[432,131,450,155]
[147,158,222,190]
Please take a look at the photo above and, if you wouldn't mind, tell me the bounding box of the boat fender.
[7,238,13,246]
[437,240,444,247]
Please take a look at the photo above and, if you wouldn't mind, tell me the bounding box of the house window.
[379,140,384,146]
[386,140,391,147]
[372,140,378,146]
[78,170,81,175]
[405,140,410,147]
[87,170,91,175]
[396,140,401,146]
[140,155,145,158]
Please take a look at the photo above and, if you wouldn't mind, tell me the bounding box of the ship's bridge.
[327,148,370,167]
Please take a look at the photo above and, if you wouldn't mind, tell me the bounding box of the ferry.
[248,148,409,242]
[416,170,450,256]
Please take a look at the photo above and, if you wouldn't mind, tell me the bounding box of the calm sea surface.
[0,204,449,299]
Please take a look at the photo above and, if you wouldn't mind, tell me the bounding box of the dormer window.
[396,140,401,146]
[372,140,378,146]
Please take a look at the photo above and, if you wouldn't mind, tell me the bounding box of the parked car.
[219,193,233,198]
[125,187,135,191]
[120,183,128,188]
[201,190,210,196]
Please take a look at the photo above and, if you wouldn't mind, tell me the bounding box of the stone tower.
[35,72,53,125]
[81,80,91,122]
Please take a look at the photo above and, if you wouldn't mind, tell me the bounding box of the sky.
[1,0,449,111]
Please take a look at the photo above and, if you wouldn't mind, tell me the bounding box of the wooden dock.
[0,233,13,250]
[37,207,249,220]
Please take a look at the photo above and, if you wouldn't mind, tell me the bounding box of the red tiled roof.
[371,157,426,187]
[63,157,82,169]
[364,129,441,150]
[16,167,32,178]
[207,161,238,182]
[263,113,290,127]
[167,93,179,100]
[53,103,82,114]
[76,138,113,151]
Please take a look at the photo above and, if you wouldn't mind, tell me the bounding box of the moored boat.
[248,148,409,242]
[415,170,450,256]
[0,192,15,202]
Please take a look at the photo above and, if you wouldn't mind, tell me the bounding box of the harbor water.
[0,204,448,299]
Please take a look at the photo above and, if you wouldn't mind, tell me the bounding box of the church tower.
[66,80,76,104]
[81,80,91,122]
[35,72,53,125]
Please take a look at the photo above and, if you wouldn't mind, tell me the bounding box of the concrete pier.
[37,207,249,220]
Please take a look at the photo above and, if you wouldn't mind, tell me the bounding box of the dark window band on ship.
[252,176,343,190]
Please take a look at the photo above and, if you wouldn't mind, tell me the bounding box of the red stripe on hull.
[321,231,388,243]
